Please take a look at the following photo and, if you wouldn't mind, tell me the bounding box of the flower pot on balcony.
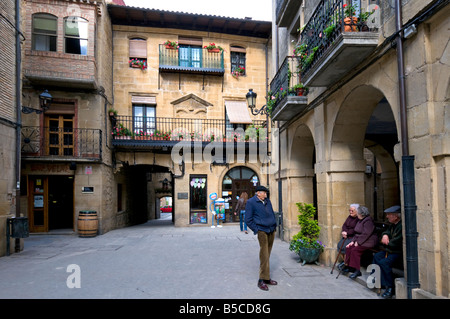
[165,45,177,50]
[207,48,221,53]
[296,88,306,96]
[344,17,358,32]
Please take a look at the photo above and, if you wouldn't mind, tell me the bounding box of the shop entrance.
[222,166,259,222]
[28,175,74,232]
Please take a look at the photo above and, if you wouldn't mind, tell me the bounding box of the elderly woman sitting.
[342,206,378,278]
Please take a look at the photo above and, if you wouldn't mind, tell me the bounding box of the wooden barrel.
[78,211,98,238]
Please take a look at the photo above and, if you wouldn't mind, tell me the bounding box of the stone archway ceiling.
[365,97,398,155]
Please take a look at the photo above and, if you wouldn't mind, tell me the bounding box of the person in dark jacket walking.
[373,205,403,299]
[245,185,277,291]
[343,206,378,278]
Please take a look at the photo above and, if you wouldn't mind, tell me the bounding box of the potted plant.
[231,65,245,78]
[289,202,325,266]
[292,83,309,96]
[111,123,132,140]
[164,40,179,50]
[204,43,224,53]
[129,58,147,70]
[135,130,152,140]
[324,23,336,38]
[343,3,358,32]
[108,108,117,118]
[359,6,378,31]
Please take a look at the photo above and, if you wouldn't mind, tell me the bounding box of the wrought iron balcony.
[159,45,225,75]
[21,126,102,160]
[268,56,308,121]
[111,116,269,148]
[298,0,380,87]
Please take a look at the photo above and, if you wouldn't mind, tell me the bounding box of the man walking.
[245,185,277,291]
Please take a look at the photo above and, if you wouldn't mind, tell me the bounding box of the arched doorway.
[285,123,316,239]
[222,166,259,223]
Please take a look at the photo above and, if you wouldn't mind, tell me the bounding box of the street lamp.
[246,88,268,116]
[39,90,52,111]
[22,90,53,114]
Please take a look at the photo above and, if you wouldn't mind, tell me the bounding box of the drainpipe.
[14,0,22,252]
[395,0,420,299]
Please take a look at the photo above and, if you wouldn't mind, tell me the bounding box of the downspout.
[275,24,283,239]
[395,0,420,299]
[14,0,22,252]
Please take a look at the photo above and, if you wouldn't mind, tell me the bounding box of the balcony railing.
[159,45,225,74]
[268,56,308,121]
[21,126,102,160]
[298,0,380,86]
[112,116,269,144]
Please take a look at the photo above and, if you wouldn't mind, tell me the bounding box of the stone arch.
[285,123,316,239]
[324,84,400,263]
[330,85,385,162]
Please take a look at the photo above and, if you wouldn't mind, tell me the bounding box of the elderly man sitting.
[372,205,403,299]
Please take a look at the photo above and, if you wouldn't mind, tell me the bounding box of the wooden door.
[28,176,48,232]
[45,115,74,156]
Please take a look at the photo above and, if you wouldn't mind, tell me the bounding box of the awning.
[225,101,253,124]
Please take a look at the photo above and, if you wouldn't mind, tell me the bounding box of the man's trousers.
[257,230,275,280]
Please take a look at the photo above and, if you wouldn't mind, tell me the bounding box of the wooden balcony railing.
[21,126,102,160]
[159,45,225,74]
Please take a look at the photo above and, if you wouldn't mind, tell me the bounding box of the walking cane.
[331,239,346,274]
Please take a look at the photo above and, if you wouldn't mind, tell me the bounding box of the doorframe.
[28,176,49,232]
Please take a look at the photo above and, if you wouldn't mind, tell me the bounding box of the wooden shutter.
[178,36,202,46]
[129,39,147,58]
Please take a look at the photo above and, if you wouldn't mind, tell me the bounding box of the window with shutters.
[129,38,147,68]
[64,17,88,55]
[230,46,246,75]
[32,13,57,52]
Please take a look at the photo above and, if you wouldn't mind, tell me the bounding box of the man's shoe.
[349,270,362,279]
[337,262,345,270]
[342,266,354,273]
[382,287,394,299]
[264,279,277,285]
[257,279,269,291]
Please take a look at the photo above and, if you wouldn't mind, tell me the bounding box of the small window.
[129,38,147,68]
[32,13,57,52]
[230,46,246,76]
[64,17,88,55]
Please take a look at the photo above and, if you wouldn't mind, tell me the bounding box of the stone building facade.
[17,0,114,238]
[0,0,272,258]
[270,0,449,298]
[0,0,19,256]
[107,4,272,227]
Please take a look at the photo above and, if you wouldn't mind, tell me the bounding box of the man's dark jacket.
[382,221,403,254]
[245,195,276,235]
